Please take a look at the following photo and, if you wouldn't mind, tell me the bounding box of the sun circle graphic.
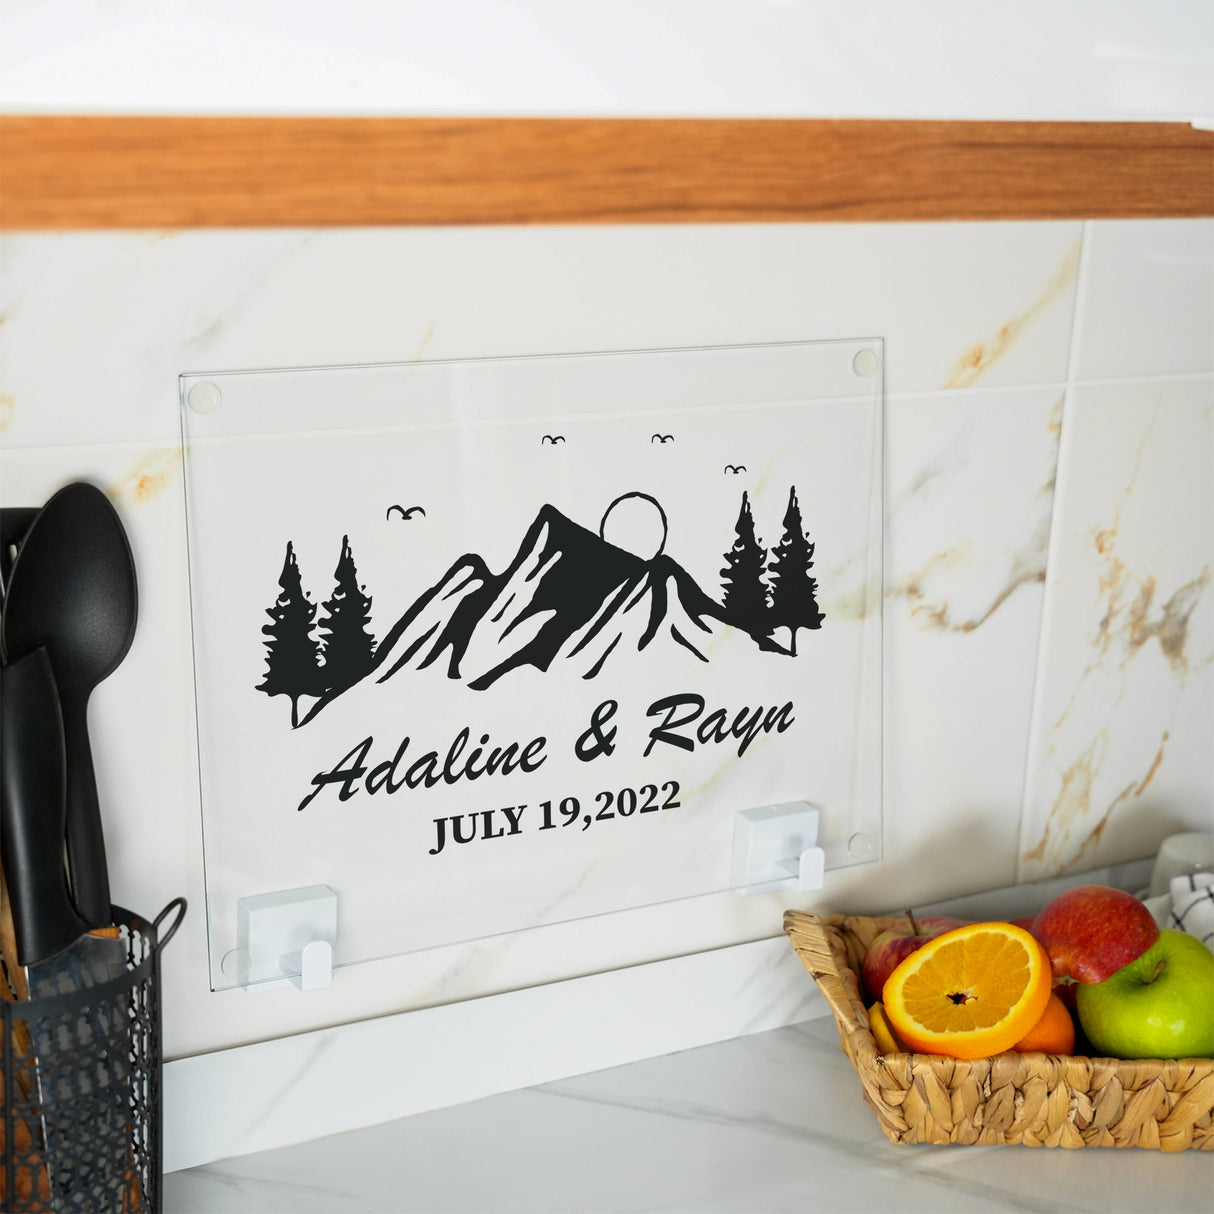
[599,492,668,561]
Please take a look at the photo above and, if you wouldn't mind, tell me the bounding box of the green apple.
[1076,930,1214,1060]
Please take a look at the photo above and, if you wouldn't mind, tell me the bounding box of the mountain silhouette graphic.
[367,504,727,693]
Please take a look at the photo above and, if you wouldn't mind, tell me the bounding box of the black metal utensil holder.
[2,898,185,1213]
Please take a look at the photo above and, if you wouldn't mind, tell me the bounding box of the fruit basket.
[783,910,1214,1150]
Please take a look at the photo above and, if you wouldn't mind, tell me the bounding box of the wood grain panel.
[2,116,1211,230]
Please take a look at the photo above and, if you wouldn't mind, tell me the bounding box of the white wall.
[1,5,1212,1062]
[2,1,1212,121]
[3,218,1210,1059]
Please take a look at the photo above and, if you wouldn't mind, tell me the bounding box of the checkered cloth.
[1168,872,1214,949]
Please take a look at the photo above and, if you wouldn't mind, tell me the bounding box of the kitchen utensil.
[1,856,55,1213]
[1,648,77,1211]
[0,506,39,597]
[1,481,138,929]
[1,859,26,1001]
[0,647,134,1209]
[0,648,92,987]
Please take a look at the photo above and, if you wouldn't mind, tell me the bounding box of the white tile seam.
[853,371,1213,401]
[1065,370,1214,388]
[0,436,185,459]
[12,376,1214,461]
[1012,219,1094,883]
[12,376,1214,462]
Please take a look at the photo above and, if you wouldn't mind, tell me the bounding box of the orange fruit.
[883,922,1053,1060]
[867,1002,905,1054]
[1012,990,1075,1055]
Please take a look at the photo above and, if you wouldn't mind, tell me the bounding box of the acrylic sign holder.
[179,341,884,990]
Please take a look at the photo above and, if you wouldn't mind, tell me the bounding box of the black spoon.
[1,482,138,929]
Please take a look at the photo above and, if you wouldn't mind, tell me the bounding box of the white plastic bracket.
[731,802,826,896]
[235,884,338,993]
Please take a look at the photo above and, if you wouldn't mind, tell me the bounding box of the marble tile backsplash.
[1018,376,1213,880]
[1,218,1210,1059]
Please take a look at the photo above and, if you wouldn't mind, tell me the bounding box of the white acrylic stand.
[731,803,826,896]
[230,885,338,993]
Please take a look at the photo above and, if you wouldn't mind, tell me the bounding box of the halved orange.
[883,922,1053,1060]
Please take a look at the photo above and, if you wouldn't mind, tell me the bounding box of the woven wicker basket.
[784,909,1214,1150]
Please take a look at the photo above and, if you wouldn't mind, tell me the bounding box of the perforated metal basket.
[2,899,186,1212]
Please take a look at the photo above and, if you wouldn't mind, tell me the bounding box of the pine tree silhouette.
[720,491,770,639]
[767,486,824,655]
[316,534,376,695]
[256,541,324,728]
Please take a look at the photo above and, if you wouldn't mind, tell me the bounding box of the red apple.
[1054,980,1079,1014]
[861,911,970,1001]
[1031,884,1159,985]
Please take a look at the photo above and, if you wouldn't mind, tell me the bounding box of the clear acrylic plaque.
[180,342,884,989]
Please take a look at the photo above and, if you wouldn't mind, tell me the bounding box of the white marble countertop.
[165,1016,1214,1214]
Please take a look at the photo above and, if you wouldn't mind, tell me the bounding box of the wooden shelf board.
[2,116,1211,229]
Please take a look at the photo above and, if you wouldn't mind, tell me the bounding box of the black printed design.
[256,541,324,728]
[720,492,770,641]
[260,487,824,728]
[257,535,375,725]
[767,487,824,654]
[370,502,721,696]
[317,535,377,695]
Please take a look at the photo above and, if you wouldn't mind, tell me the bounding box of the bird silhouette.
[387,504,426,520]
[724,464,746,475]
[541,435,566,445]
[651,433,674,444]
